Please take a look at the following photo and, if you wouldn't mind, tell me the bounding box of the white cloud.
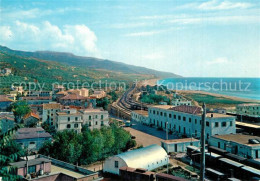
[198,0,252,10]
[0,21,98,56]
[206,57,231,65]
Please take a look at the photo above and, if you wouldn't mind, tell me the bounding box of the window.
[222,122,227,127]
[178,116,181,120]
[174,115,176,119]
[89,116,92,120]
[101,121,104,126]
[215,122,219,127]
[153,110,155,114]
[164,113,167,117]
[206,121,209,127]
[75,117,78,121]
[67,124,71,128]
[195,119,197,124]
[28,165,36,174]
[89,122,91,126]
[115,161,118,168]
[230,121,233,126]
[74,124,78,128]
[169,114,172,118]
[183,117,186,121]
[160,112,163,116]
[96,121,98,125]
[29,142,35,145]
[95,115,98,119]
[189,118,191,123]
[68,117,70,121]
[101,115,104,120]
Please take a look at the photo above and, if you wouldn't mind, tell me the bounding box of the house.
[119,167,155,181]
[92,90,106,99]
[0,95,13,111]
[161,138,200,153]
[236,104,260,117]
[131,110,149,125]
[80,104,109,130]
[42,102,61,125]
[148,105,236,140]
[208,134,260,159]
[56,107,83,133]
[0,113,15,134]
[10,154,101,180]
[172,98,191,106]
[103,144,168,175]
[26,91,52,97]
[22,96,52,105]
[1,68,12,75]
[23,112,40,127]
[59,93,87,107]
[14,127,52,151]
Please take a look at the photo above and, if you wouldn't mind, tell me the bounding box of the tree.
[108,91,118,102]
[96,97,110,110]
[11,101,31,122]
[41,122,56,136]
[0,125,25,180]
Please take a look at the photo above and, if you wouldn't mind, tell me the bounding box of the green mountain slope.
[0,46,180,78]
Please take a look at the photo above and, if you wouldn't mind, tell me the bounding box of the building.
[14,127,52,151]
[0,95,13,111]
[10,155,101,181]
[26,91,52,97]
[131,110,149,125]
[42,102,62,125]
[161,138,200,153]
[22,96,52,105]
[0,112,15,134]
[59,93,87,107]
[119,167,154,181]
[1,68,12,75]
[80,104,109,130]
[236,104,260,117]
[209,134,260,159]
[103,144,168,175]
[148,105,236,140]
[23,112,40,127]
[56,107,83,133]
[92,90,106,99]
[172,99,191,106]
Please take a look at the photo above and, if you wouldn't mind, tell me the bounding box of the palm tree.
[0,124,25,180]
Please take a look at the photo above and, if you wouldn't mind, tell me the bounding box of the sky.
[0,0,259,77]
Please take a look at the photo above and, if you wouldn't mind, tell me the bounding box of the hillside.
[0,46,180,78]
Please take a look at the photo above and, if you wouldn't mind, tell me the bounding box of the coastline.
[177,90,260,103]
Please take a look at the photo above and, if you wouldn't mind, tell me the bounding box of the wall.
[103,156,127,175]
[161,141,200,153]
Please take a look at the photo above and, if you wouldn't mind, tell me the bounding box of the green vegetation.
[140,93,170,104]
[11,101,31,122]
[108,91,119,102]
[184,93,254,108]
[96,97,110,110]
[39,123,136,165]
[0,125,25,180]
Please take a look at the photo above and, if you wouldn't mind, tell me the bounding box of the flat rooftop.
[163,138,199,144]
[132,110,149,116]
[213,134,260,147]
[51,165,85,178]
[206,113,234,118]
[149,105,174,109]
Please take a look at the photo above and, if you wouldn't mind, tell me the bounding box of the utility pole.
[166,122,168,140]
[200,103,206,181]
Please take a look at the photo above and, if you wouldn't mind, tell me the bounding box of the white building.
[172,99,191,106]
[56,108,83,133]
[148,105,236,140]
[131,110,149,125]
[80,105,109,130]
[103,144,168,175]
[42,102,62,125]
[236,104,260,117]
[209,134,260,159]
[161,138,200,153]
[92,90,106,99]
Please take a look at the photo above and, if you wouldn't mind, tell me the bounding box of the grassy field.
[182,93,256,109]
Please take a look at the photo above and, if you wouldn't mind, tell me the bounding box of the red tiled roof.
[169,105,202,115]
[0,95,13,102]
[60,93,87,100]
[23,112,40,120]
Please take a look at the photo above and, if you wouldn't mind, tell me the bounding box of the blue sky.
[0,0,259,77]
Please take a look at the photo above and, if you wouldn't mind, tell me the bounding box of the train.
[186,146,260,180]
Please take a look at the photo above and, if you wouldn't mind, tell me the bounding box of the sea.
[157,78,260,101]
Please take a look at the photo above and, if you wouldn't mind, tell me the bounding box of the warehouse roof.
[116,144,167,170]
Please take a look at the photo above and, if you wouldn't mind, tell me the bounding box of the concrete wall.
[16,137,51,151]
[16,162,51,177]
[82,111,109,130]
[103,156,127,175]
